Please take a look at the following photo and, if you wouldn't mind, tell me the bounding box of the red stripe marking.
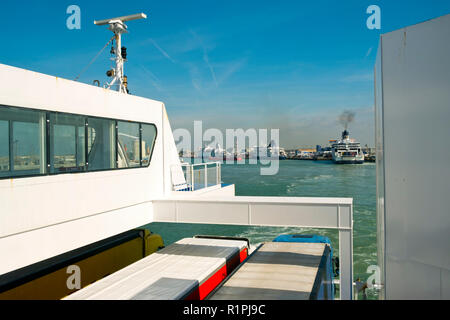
[184,248,248,300]
[198,264,227,300]
[239,247,248,263]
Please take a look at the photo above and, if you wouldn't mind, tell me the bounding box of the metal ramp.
[208,242,333,300]
[64,237,248,300]
[153,196,353,299]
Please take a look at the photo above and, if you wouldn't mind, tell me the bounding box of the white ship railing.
[173,162,221,191]
[153,196,353,300]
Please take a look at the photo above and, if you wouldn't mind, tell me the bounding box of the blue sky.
[2,0,450,148]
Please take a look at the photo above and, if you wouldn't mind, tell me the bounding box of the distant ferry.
[330,130,364,164]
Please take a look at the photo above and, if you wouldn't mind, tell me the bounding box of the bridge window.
[87,117,116,171]
[141,124,157,167]
[0,120,8,172]
[50,113,86,173]
[0,105,157,179]
[0,106,46,177]
[117,121,140,168]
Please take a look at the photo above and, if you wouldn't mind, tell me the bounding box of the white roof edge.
[0,62,164,105]
[154,195,353,205]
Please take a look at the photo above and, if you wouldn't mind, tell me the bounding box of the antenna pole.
[109,21,126,93]
[94,13,147,94]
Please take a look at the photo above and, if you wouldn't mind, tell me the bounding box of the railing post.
[170,165,173,191]
[216,163,219,185]
[191,164,195,191]
[204,163,208,189]
[338,205,353,300]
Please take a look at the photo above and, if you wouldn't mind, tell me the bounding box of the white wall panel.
[0,202,153,274]
[376,14,450,299]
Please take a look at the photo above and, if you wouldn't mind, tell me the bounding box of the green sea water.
[144,160,377,299]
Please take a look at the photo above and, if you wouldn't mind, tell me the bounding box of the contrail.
[189,30,218,87]
[203,48,218,87]
[150,39,176,63]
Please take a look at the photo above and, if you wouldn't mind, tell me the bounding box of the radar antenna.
[94,13,147,94]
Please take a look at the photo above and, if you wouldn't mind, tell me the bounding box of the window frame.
[0,104,158,180]
[49,112,87,174]
[141,123,158,167]
[117,120,142,169]
[86,116,117,172]
[0,106,47,178]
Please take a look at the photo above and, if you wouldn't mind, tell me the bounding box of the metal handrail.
[153,197,354,299]
[175,162,221,191]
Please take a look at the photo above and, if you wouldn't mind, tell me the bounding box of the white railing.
[175,162,221,191]
[153,196,353,300]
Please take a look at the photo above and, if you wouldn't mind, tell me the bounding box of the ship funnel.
[342,130,349,140]
[94,13,147,94]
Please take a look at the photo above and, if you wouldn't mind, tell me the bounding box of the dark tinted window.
[0,105,156,178]
[0,106,46,177]
[50,113,86,173]
[141,124,157,167]
[87,117,116,171]
[117,121,140,168]
[0,120,9,172]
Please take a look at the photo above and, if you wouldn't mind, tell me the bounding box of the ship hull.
[333,159,364,164]
[332,154,365,164]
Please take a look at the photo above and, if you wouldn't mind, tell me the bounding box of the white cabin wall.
[0,64,172,274]
[161,103,186,194]
[0,202,154,275]
[376,15,450,299]
[374,40,386,300]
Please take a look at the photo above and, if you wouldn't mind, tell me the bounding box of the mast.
[94,13,147,94]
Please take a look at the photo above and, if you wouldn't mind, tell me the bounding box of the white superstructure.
[0,62,187,274]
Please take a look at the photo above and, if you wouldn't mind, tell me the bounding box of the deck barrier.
[153,196,353,300]
[173,162,221,191]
